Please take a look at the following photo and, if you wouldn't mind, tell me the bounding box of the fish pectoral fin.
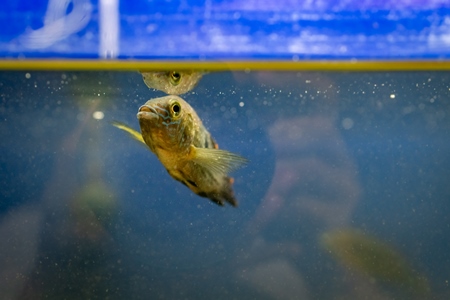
[112,121,146,145]
[190,146,248,175]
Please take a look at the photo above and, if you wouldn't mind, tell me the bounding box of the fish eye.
[169,72,181,85]
[171,102,181,116]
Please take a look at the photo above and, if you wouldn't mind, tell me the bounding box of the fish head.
[137,95,194,150]
[140,71,204,95]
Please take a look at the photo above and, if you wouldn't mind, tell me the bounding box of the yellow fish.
[140,71,205,95]
[113,95,247,206]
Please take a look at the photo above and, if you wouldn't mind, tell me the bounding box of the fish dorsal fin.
[112,121,146,144]
[190,145,248,175]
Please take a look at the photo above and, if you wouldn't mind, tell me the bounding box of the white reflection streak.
[99,0,119,58]
[21,0,92,49]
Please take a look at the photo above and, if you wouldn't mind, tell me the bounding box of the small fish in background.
[113,95,247,207]
[140,71,205,95]
[321,228,430,297]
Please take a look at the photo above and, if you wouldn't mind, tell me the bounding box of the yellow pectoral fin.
[112,121,146,144]
[190,145,248,175]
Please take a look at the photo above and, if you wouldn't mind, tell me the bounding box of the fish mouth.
[137,105,158,120]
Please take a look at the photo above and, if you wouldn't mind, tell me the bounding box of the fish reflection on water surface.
[114,95,247,206]
[140,71,205,95]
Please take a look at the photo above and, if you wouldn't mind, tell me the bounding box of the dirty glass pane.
[0,71,449,299]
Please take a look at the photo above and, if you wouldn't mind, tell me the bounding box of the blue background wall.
[1,0,450,59]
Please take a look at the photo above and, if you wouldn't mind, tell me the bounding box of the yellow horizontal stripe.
[0,59,450,71]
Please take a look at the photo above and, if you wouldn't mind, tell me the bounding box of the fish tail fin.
[223,177,238,207]
[201,177,238,207]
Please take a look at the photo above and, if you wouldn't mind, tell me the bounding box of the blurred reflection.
[70,180,118,241]
[0,91,120,298]
[321,228,429,297]
[235,117,364,298]
[0,203,42,300]
[140,70,205,95]
[0,71,447,299]
[231,72,422,299]
[247,115,360,233]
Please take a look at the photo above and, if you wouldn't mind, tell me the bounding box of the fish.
[140,71,205,95]
[113,95,247,206]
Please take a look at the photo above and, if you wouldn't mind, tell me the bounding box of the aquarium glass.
[0,70,449,299]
